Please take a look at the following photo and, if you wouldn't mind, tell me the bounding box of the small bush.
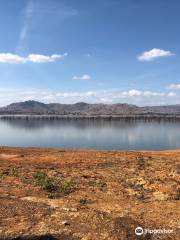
[60,178,75,195]
[34,171,57,192]
[79,198,88,205]
[33,171,76,196]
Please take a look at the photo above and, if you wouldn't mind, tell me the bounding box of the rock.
[62,220,70,226]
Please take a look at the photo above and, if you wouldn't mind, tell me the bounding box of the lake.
[0,118,179,150]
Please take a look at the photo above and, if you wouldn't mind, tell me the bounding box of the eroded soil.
[0,147,179,240]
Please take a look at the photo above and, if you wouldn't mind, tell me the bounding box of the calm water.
[0,118,179,150]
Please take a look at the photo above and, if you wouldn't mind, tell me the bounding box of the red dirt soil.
[0,147,179,240]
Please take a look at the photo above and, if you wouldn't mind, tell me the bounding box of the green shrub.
[34,171,57,192]
[60,178,75,195]
[33,171,76,196]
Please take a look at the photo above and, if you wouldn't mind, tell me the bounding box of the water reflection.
[0,118,179,150]
[0,118,141,130]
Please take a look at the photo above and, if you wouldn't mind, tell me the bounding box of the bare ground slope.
[0,147,179,240]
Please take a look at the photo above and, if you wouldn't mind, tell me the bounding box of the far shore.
[0,113,180,120]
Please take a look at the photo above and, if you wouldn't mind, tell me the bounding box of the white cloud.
[127,90,142,96]
[73,74,91,80]
[138,48,175,61]
[0,53,67,64]
[0,88,179,107]
[100,98,113,103]
[0,53,27,64]
[121,90,165,97]
[168,92,176,97]
[28,53,67,63]
[169,84,180,90]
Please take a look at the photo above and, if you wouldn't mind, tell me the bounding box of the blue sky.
[0,0,180,106]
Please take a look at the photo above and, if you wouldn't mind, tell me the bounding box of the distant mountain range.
[0,100,180,116]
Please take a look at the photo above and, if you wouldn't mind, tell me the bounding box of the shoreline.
[0,114,180,120]
[1,145,180,152]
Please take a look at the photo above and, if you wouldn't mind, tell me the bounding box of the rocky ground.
[0,147,179,240]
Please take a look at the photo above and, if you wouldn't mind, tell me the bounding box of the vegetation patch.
[79,198,88,205]
[0,172,4,179]
[125,177,149,200]
[88,178,107,189]
[137,155,146,170]
[174,188,180,200]
[10,167,19,177]
[33,171,76,197]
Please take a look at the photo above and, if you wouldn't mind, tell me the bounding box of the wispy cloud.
[17,0,78,52]
[72,74,91,80]
[169,83,180,90]
[17,0,34,51]
[0,88,178,107]
[0,53,67,64]
[138,48,175,61]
